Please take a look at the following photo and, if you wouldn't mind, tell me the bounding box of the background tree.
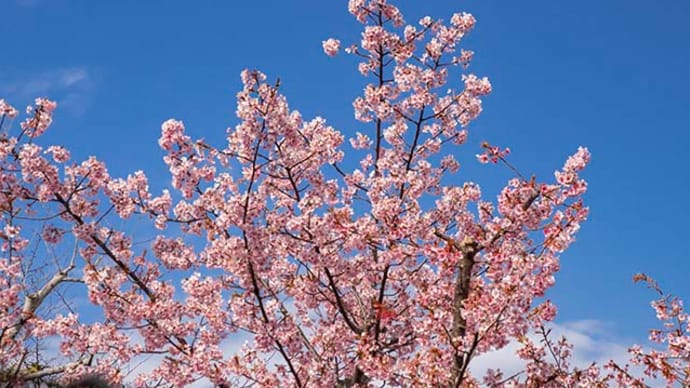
[0,1,686,387]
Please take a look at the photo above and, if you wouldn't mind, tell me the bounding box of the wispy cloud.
[0,67,96,116]
[471,320,634,383]
[34,318,647,386]
[122,332,250,387]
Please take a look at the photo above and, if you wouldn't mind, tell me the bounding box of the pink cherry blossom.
[0,99,18,119]
[19,98,57,138]
[322,38,341,56]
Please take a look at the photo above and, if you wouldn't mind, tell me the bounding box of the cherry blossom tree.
[0,1,686,387]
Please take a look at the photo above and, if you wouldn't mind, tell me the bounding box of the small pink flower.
[42,225,65,244]
[45,145,71,163]
[322,38,341,57]
[476,153,489,164]
[20,98,57,138]
[0,99,18,119]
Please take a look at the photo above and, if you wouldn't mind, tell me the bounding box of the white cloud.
[0,67,95,116]
[27,318,653,386]
[122,331,251,387]
[471,320,633,384]
[59,68,89,87]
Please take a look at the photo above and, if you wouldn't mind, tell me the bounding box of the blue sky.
[3,0,689,352]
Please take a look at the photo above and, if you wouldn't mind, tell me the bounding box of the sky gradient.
[3,0,690,352]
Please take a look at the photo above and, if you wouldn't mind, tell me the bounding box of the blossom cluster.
[0,1,678,387]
